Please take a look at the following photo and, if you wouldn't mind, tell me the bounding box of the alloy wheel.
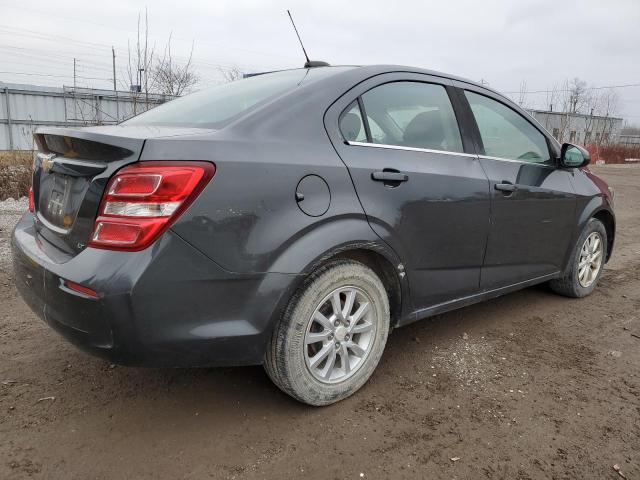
[303,286,377,384]
[578,231,603,288]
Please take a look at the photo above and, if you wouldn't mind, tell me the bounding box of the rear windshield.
[124,67,352,128]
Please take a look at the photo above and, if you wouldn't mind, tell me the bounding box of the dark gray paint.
[12,65,615,367]
[478,159,577,287]
[295,175,331,217]
[324,72,491,309]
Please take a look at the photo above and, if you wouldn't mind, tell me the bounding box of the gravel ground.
[0,197,27,274]
[1,165,639,479]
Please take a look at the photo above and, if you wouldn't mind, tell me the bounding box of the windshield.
[124,67,352,128]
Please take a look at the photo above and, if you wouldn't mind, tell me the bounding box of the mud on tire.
[264,259,390,406]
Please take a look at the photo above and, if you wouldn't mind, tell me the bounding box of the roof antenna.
[287,10,329,68]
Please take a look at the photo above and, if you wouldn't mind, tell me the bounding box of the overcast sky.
[2,0,639,123]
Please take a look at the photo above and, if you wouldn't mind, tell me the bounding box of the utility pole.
[112,46,119,122]
[112,47,117,91]
[73,57,77,119]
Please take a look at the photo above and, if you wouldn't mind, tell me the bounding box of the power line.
[0,57,115,76]
[502,83,640,94]
[2,5,301,62]
[0,45,117,69]
[0,24,286,83]
[0,38,273,77]
[0,25,287,72]
[0,26,116,52]
[0,70,114,81]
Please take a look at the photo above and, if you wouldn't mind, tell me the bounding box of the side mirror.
[560,143,590,168]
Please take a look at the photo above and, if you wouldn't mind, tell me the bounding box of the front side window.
[358,82,464,153]
[465,91,551,165]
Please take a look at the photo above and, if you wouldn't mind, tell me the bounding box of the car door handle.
[495,182,516,193]
[371,171,409,183]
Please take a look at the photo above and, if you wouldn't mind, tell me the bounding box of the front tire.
[264,259,390,406]
[550,218,607,298]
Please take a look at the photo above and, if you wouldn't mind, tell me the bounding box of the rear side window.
[339,102,367,142]
[339,102,385,144]
[464,91,551,165]
[357,82,464,153]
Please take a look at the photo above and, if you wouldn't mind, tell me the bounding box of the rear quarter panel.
[145,134,372,274]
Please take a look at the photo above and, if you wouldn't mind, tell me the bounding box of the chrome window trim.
[345,141,557,168]
[478,155,557,169]
[345,141,478,159]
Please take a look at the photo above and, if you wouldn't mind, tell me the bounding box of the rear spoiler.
[34,127,143,162]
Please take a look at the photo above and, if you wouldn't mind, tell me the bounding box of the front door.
[326,74,491,311]
[459,87,577,289]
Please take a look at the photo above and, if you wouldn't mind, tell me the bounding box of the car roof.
[295,64,505,100]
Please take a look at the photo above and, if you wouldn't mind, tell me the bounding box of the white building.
[528,109,623,145]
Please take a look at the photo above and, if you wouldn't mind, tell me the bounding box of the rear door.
[325,73,490,311]
[455,84,577,288]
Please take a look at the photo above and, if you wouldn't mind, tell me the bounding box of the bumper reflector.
[65,280,99,298]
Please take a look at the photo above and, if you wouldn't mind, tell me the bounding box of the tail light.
[28,186,35,213]
[89,161,215,251]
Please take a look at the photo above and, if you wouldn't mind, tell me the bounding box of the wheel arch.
[322,247,404,327]
[264,240,410,354]
[592,208,615,262]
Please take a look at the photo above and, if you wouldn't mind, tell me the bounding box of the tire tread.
[264,259,389,405]
[549,218,607,298]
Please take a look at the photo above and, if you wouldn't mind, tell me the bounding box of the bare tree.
[539,78,620,145]
[594,88,619,145]
[151,34,199,96]
[545,84,559,113]
[567,77,589,114]
[124,9,154,114]
[558,79,573,142]
[218,66,243,83]
[517,80,528,108]
[548,78,592,142]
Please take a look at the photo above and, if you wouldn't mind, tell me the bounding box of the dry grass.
[0,151,33,201]
[585,144,640,164]
[0,150,34,168]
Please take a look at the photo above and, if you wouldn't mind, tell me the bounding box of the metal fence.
[0,83,175,150]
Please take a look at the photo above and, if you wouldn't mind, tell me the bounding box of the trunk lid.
[32,125,210,257]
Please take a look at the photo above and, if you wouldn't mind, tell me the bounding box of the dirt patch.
[1,165,639,479]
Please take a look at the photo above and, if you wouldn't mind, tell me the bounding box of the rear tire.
[264,259,390,406]
[549,218,607,298]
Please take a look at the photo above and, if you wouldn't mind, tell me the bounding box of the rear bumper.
[11,214,299,367]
